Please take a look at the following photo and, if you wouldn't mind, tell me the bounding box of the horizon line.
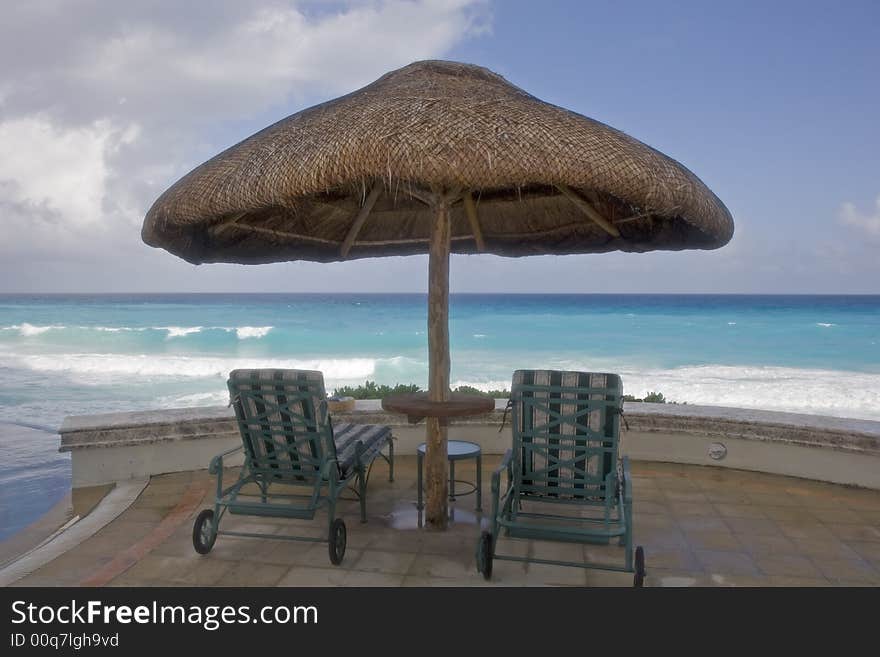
[1,291,880,297]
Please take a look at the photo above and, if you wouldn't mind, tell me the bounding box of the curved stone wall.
[59,401,880,490]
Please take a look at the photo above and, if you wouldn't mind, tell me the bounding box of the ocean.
[1,293,879,540]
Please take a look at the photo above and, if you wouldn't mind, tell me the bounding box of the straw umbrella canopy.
[143,60,734,529]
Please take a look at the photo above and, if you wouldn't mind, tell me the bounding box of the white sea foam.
[727,322,737,325]
[452,379,511,393]
[6,324,146,335]
[614,364,880,421]
[380,355,424,370]
[473,334,487,339]
[156,391,229,407]
[458,364,880,421]
[2,352,378,384]
[229,326,273,339]
[87,325,273,339]
[816,323,836,328]
[372,355,425,382]
[2,323,65,337]
[88,325,273,339]
[3,345,879,420]
[162,326,203,338]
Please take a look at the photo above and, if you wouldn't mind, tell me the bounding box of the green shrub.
[623,391,669,404]
[332,381,510,400]
[454,385,511,398]
[332,381,422,399]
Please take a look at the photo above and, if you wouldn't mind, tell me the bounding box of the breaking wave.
[1,324,273,340]
[163,326,203,338]
[1,323,65,336]
[458,364,880,421]
[1,352,380,384]
[155,391,230,407]
[231,326,272,339]
[586,363,880,421]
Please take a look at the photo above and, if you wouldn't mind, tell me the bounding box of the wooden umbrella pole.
[425,199,451,529]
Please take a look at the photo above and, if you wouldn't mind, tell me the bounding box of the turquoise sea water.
[1,293,879,540]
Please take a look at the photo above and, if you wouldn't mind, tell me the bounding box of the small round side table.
[416,440,482,521]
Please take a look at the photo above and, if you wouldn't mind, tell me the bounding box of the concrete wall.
[59,401,880,490]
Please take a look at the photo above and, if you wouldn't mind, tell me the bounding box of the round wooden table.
[381,392,495,424]
[381,393,495,530]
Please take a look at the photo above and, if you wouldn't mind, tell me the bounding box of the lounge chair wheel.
[328,518,347,565]
[477,531,493,580]
[633,546,646,587]
[192,509,217,555]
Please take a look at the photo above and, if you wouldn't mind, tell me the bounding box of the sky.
[0,0,877,294]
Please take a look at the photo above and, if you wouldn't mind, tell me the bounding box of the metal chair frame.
[478,371,644,584]
[193,370,393,565]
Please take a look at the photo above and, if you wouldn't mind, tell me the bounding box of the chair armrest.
[322,458,341,485]
[492,448,513,493]
[209,444,244,475]
[621,455,633,504]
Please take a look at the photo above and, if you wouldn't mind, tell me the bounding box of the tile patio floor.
[10,457,880,587]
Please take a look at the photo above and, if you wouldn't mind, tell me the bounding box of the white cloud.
[0,1,490,274]
[839,197,880,239]
[8,1,491,124]
[0,115,138,228]
[168,1,489,101]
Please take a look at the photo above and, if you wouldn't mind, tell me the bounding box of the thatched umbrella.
[143,60,733,530]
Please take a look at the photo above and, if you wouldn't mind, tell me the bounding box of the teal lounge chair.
[192,369,394,565]
[477,370,645,585]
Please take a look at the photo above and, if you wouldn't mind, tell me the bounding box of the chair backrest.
[510,370,623,501]
[227,369,336,483]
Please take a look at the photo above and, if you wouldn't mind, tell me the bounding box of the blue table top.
[417,439,481,458]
